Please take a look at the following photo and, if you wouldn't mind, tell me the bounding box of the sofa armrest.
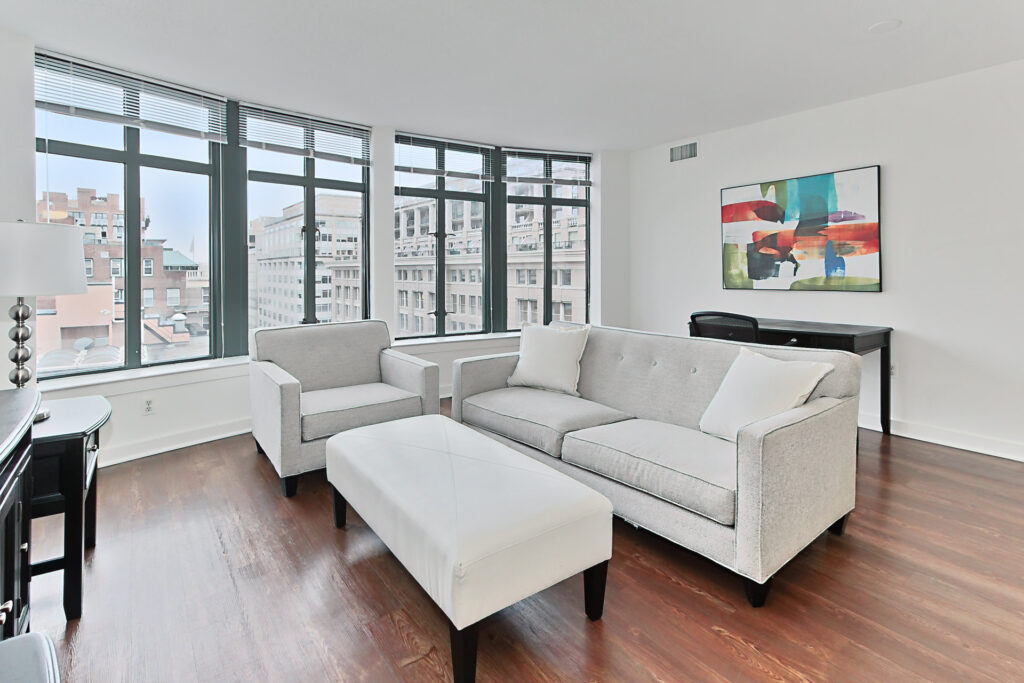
[451,352,520,422]
[380,348,440,415]
[248,360,301,475]
[734,396,859,583]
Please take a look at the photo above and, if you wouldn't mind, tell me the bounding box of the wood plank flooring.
[30,403,1024,682]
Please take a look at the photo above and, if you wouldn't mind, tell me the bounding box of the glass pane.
[396,143,436,170]
[506,202,544,330]
[139,167,211,364]
[247,147,305,175]
[445,175,483,194]
[315,189,364,323]
[552,160,588,200]
[506,156,544,196]
[247,182,305,328]
[35,109,124,149]
[395,171,437,190]
[34,152,125,377]
[315,158,363,183]
[394,195,436,337]
[551,206,587,323]
[140,129,210,163]
[445,200,484,333]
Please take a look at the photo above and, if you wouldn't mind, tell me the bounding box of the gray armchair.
[249,319,439,496]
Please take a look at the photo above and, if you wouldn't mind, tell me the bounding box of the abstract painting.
[721,166,880,291]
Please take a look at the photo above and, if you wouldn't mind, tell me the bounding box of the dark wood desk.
[694,318,893,434]
[31,396,112,620]
[0,389,39,640]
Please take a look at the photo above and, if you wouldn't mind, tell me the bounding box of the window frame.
[393,135,494,339]
[35,109,221,379]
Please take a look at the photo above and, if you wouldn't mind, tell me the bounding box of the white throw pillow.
[508,323,591,396]
[699,347,834,442]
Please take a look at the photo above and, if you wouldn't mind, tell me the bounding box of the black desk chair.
[689,311,760,343]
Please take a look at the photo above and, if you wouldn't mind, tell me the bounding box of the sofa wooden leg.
[829,513,850,536]
[280,475,298,497]
[449,620,478,683]
[744,577,772,608]
[333,488,347,528]
[584,560,609,621]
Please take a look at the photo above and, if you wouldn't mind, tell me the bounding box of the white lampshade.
[0,220,88,296]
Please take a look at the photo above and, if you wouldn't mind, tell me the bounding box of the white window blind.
[395,133,494,182]
[502,149,592,186]
[239,104,370,166]
[34,52,227,142]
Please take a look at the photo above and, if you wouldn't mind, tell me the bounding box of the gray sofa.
[249,320,439,496]
[451,324,860,606]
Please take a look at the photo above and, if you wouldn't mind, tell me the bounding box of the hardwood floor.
[30,403,1024,682]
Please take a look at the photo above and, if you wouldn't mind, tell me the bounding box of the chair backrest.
[250,320,391,392]
[689,311,760,343]
[575,325,861,430]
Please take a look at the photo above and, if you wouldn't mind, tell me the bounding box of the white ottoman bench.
[326,414,612,683]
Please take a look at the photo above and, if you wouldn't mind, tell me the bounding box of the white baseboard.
[859,412,1024,463]
[98,417,253,468]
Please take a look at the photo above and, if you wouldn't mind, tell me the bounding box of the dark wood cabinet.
[0,389,39,641]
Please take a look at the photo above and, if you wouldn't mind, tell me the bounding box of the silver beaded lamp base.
[8,296,33,388]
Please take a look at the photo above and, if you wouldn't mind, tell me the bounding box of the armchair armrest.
[248,360,301,475]
[734,396,859,583]
[380,348,440,415]
[450,352,520,422]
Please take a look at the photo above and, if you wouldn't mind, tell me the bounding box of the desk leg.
[61,444,85,620]
[880,343,892,435]
[85,469,97,550]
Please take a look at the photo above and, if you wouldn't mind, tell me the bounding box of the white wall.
[591,151,631,327]
[0,28,38,385]
[627,59,1024,461]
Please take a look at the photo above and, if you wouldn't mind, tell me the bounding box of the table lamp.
[0,220,87,416]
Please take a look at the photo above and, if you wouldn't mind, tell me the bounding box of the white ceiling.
[3,1,1024,152]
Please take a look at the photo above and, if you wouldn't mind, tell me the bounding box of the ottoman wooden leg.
[449,621,478,683]
[333,488,347,528]
[584,560,609,621]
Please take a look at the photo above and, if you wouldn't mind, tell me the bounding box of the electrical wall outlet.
[890,363,898,377]
[143,399,154,416]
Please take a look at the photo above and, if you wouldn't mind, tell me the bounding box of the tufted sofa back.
[574,325,861,429]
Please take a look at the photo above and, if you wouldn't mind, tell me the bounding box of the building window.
[84,258,94,278]
[166,288,181,306]
[110,258,123,277]
[142,288,154,308]
[143,258,154,276]
[202,287,210,304]
[114,289,124,303]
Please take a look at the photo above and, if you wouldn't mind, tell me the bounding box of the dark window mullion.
[435,158,447,336]
[361,164,371,319]
[302,156,317,324]
[124,126,142,369]
[542,158,553,325]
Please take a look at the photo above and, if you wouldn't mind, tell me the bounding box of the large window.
[34,53,224,376]
[243,106,370,329]
[504,151,590,329]
[393,135,492,338]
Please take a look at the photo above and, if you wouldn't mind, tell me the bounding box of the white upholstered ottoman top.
[326,414,612,630]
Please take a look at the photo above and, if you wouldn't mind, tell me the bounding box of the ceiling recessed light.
[868,19,903,35]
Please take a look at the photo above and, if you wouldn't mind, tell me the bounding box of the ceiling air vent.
[669,142,697,162]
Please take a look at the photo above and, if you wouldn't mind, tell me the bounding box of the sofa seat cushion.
[462,387,631,457]
[301,383,422,441]
[562,419,737,525]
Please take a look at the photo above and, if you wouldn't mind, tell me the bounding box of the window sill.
[393,331,520,350]
[39,356,250,396]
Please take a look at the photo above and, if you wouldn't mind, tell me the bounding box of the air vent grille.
[670,142,697,162]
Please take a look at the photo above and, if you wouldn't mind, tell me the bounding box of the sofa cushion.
[562,419,737,525]
[300,383,421,441]
[462,387,631,457]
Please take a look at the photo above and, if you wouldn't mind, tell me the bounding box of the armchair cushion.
[300,383,421,441]
[250,320,391,392]
[562,419,737,525]
[462,387,630,457]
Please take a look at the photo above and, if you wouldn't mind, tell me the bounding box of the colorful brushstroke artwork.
[721,166,881,291]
